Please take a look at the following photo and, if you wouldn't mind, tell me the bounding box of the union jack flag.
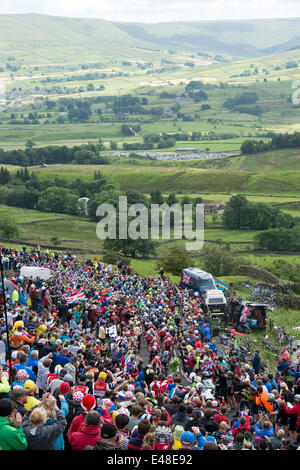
[183,274,191,284]
[63,289,87,304]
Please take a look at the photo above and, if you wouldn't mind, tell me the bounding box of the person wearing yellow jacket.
[0,366,11,399]
[12,288,19,304]
[23,380,41,411]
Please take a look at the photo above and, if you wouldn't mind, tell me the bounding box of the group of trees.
[157,241,241,278]
[185,81,208,103]
[0,143,109,167]
[222,194,300,253]
[241,131,300,154]
[253,227,300,252]
[223,91,263,115]
[222,194,295,231]
[89,189,204,259]
[0,167,111,216]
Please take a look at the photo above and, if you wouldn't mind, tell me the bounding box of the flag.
[63,289,87,304]
[215,278,229,292]
[183,274,191,284]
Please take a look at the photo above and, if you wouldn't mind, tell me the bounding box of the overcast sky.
[1,0,300,23]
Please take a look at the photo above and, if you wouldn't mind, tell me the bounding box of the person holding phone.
[0,398,27,450]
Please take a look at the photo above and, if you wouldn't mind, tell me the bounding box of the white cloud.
[1,0,300,22]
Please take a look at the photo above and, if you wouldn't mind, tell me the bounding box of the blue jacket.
[197,433,211,450]
[254,423,274,438]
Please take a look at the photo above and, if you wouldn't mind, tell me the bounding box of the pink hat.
[16,369,29,379]
[73,391,85,403]
[117,407,130,416]
[102,399,114,408]
[124,391,134,401]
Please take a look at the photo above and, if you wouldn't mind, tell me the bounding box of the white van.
[205,289,227,315]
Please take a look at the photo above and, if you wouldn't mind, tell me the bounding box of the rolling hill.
[1,14,300,66]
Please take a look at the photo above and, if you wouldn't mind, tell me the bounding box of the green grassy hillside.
[11,157,299,195]
[1,14,300,66]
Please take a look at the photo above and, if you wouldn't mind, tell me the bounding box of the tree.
[25,140,36,149]
[0,214,19,239]
[50,236,61,248]
[88,182,122,221]
[185,81,208,102]
[103,236,156,259]
[72,149,96,164]
[86,83,95,91]
[157,247,194,276]
[171,103,181,114]
[223,92,258,109]
[110,141,118,150]
[166,193,178,206]
[222,194,250,229]
[102,251,131,266]
[253,228,300,252]
[37,187,79,215]
[200,243,240,277]
[0,167,10,185]
[150,190,164,205]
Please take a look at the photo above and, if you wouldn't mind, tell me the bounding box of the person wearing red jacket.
[232,413,250,442]
[67,394,96,440]
[68,411,101,450]
[278,394,300,439]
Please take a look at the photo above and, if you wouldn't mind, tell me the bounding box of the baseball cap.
[59,382,70,395]
[180,431,196,445]
[11,387,30,398]
[101,424,117,439]
[63,374,73,383]
[24,380,36,392]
